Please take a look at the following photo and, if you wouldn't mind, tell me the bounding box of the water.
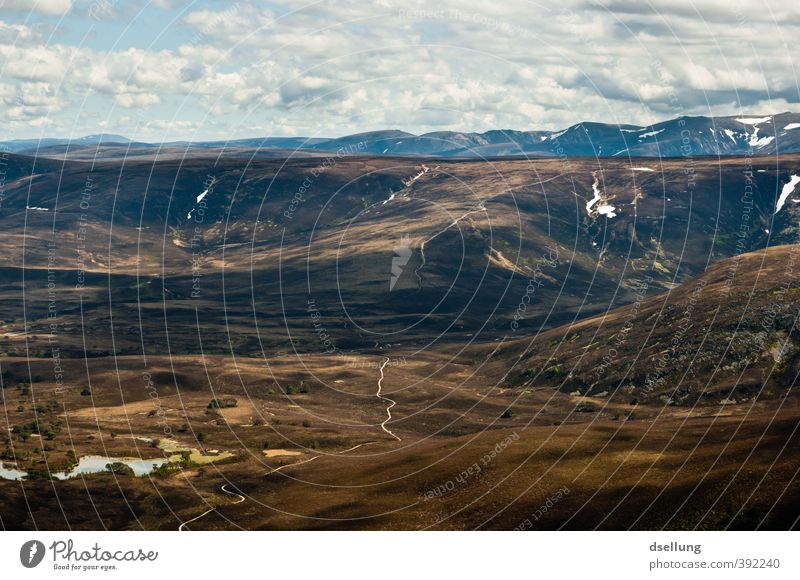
[0,461,27,481]
[1,445,230,481]
[52,455,172,479]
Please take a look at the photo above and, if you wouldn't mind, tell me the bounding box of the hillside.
[1,153,799,531]
[492,245,800,405]
[0,153,799,359]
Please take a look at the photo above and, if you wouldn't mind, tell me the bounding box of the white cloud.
[0,0,71,16]
[0,81,15,103]
[115,92,160,108]
[182,3,274,46]
[0,20,40,44]
[0,0,799,138]
[4,81,64,119]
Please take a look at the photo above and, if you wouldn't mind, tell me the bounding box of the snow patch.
[752,135,774,148]
[735,116,775,148]
[784,123,800,130]
[736,116,772,125]
[631,167,654,172]
[586,173,617,218]
[586,176,603,213]
[597,204,617,217]
[26,206,48,211]
[187,183,214,220]
[723,129,737,143]
[402,165,432,187]
[639,129,664,139]
[775,174,800,214]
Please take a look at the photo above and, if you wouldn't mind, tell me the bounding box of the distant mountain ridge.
[4,113,800,158]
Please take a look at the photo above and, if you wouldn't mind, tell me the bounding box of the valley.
[1,151,799,530]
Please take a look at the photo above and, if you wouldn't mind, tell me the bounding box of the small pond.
[0,461,28,481]
[53,455,177,479]
[1,440,233,481]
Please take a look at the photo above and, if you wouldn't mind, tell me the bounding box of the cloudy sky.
[1,0,798,141]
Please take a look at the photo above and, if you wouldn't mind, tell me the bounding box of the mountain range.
[4,113,800,159]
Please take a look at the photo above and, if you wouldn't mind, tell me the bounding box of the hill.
[490,245,800,406]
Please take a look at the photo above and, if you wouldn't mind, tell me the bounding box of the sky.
[0,0,799,141]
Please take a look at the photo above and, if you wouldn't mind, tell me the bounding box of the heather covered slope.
[2,153,800,530]
[1,153,800,359]
[492,245,800,406]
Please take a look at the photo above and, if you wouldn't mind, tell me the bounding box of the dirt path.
[263,441,378,478]
[415,204,485,288]
[221,483,245,504]
[413,174,567,288]
[179,441,380,529]
[264,455,320,476]
[376,357,401,441]
[339,441,377,453]
[178,482,246,530]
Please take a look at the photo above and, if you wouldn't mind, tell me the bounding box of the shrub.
[105,462,135,476]
[80,386,92,396]
[207,397,238,409]
[152,462,183,477]
[501,409,514,419]
[302,420,311,428]
[542,366,562,380]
